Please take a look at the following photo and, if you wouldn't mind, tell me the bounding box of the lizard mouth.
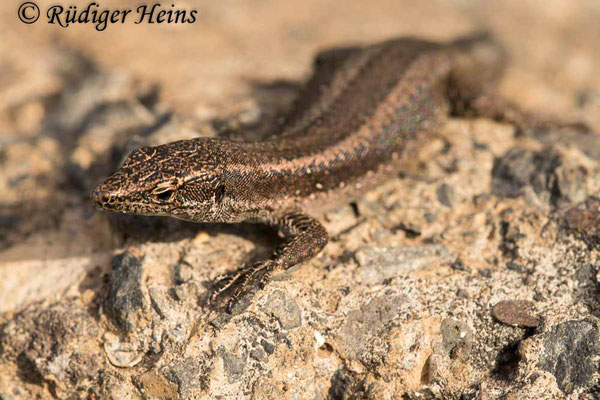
[91,184,119,210]
[91,184,135,212]
[91,190,111,210]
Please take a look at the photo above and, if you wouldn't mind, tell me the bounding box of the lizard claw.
[210,260,278,313]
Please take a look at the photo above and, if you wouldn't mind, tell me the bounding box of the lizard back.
[221,33,506,212]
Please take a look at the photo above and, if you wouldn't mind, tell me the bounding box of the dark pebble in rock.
[261,339,275,355]
[105,251,147,332]
[506,262,526,272]
[424,212,436,223]
[451,258,469,271]
[492,300,539,328]
[437,183,455,207]
[478,269,492,278]
[574,264,597,289]
[538,320,600,393]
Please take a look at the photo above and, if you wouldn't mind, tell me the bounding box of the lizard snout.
[91,183,120,210]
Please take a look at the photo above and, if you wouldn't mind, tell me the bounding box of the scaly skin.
[91,33,585,311]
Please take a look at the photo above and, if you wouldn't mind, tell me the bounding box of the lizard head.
[92,138,230,222]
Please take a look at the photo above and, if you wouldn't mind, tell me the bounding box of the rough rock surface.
[1,1,600,399]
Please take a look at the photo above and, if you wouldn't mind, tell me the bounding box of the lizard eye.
[152,186,176,203]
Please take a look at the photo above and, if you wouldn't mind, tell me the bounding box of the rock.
[222,348,247,384]
[103,332,144,368]
[134,370,178,399]
[0,302,101,396]
[563,197,600,248]
[148,286,174,319]
[99,370,140,400]
[492,148,547,198]
[174,262,194,284]
[336,294,406,363]
[328,369,368,400]
[492,300,540,328]
[354,245,451,285]
[105,251,149,332]
[553,162,588,205]
[373,318,440,391]
[491,147,587,206]
[161,357,208,397]
[261,290,302,330]
[538,320,600,393]
[574,264,598,289]
[440,318,473,361]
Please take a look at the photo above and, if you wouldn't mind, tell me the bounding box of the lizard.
[91,32,588,311]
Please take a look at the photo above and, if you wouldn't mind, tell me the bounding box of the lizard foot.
[211,260,278,313]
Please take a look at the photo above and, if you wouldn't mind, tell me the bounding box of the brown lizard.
[92,33,587,310]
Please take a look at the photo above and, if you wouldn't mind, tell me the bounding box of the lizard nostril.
[92,185,115,208]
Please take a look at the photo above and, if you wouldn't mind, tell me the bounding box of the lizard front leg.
[211,211,328,312]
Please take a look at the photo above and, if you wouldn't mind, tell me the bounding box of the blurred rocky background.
[1,0,600,399]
